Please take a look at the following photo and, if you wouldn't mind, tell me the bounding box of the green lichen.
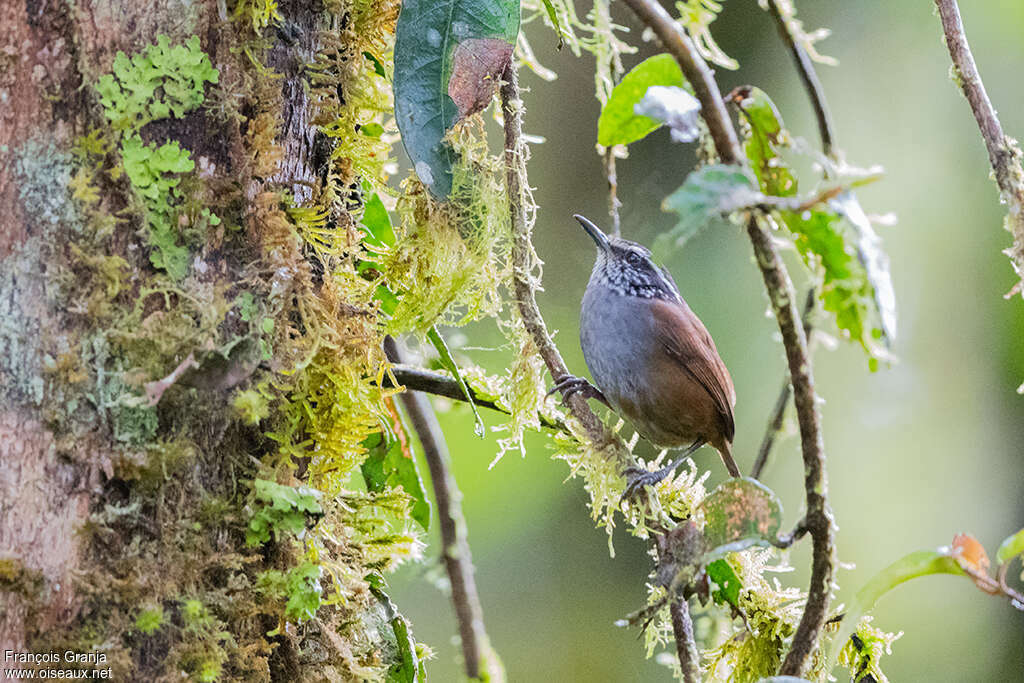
[95,35,219,130]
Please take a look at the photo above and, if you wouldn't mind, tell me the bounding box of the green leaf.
[782,206,884,363]
[597,54,685,147]
[370,585,426,683]
[706,558,742,608]
[361,427,432,531]
[394,0,520,198]
[361,190,396,247]
[658,164,761,252]
[699,477,783,556]
[997,528,1024,564]
[832,192,898,344]
[427,326,484,437]
[539,0,566,48]
[731,86,797,197]
[826,550,964,673]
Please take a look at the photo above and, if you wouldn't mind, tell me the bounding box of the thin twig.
[384,338,494,680]
[935,0,1024,296]
[751,287,815,480]
[766,0,836,157]
[604,148,622,237]
[500,62,634,473]
[620,0,834,675]
[669,598,701,683]
[381,363,568,432]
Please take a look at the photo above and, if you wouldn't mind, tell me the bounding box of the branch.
[766,0,836,157]
[500,62,634,473]
[751,287,816,480]
[384,338,495,680]
[754,0,836,481]
[382,363,568,432]
[620,0,834,675]
[935,0,1024,295]
[669,598,702,683]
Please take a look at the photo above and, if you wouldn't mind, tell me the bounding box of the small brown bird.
[551,215,740,495]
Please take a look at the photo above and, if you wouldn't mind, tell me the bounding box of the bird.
[550,214,740,497]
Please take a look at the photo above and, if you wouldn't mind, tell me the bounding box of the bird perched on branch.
[550,215,740,497]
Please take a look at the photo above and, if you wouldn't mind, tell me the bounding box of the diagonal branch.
[766,0,836,157]
[619,0,834,675]
[755,0,835,480]
[935,0,1024,296]
[500,62,634,473]
[382,363,568,432]
[384,338,496,681]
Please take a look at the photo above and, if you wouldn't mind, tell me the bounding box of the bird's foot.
[546,374,611,408]
[621,457,685,501]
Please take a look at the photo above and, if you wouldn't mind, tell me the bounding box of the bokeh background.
[390,1,1024,680]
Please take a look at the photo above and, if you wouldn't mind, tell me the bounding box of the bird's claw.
[546,374,609,407]
[621,465,672,502]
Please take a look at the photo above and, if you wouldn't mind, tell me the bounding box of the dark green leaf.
[997,528,1024,564]
[731,86,797,197]
[361,426,432,531]
[658,164,761,253]
[706,558,742,608]
[427,326,484,437]
[699,477,783,555]
[826,549,964,672]
[597,54,686,147]
[394,0,520,198]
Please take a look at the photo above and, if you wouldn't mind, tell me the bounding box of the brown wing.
[650,298,736,443]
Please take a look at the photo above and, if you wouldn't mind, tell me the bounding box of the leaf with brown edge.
[394,0,520,198]
[448,38,514,119]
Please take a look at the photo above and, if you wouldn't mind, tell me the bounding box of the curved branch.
[620,0,834,675]
[384,339,494,680]
[935,0,1024,294]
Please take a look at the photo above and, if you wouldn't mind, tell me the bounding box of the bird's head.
[574,214,681,302]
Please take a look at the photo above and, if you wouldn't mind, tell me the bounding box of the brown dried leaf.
[448,38,513,120]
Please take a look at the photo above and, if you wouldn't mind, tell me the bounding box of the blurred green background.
[389,1,1024,680]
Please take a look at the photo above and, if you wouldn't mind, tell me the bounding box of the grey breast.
[579,279,659,419]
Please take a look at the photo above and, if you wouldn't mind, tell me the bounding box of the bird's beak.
[574,214,610,253]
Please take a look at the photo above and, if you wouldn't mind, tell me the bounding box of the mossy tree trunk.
[1,0,419,680]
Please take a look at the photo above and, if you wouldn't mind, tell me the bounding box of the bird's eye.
[627,252,645,268]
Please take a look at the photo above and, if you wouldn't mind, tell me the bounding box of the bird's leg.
[546,374,611,409]
[622,439,706,500]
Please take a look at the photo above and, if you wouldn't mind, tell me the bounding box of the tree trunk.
[0,0,415,679]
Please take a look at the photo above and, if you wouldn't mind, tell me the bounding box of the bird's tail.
[719,441,741,478]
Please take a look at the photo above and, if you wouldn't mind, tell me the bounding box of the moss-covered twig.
[381,363,567,432]
[620,0,834,675]
[935,0,1024,297]
[385,339,496,681]
[500,62,634,473]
